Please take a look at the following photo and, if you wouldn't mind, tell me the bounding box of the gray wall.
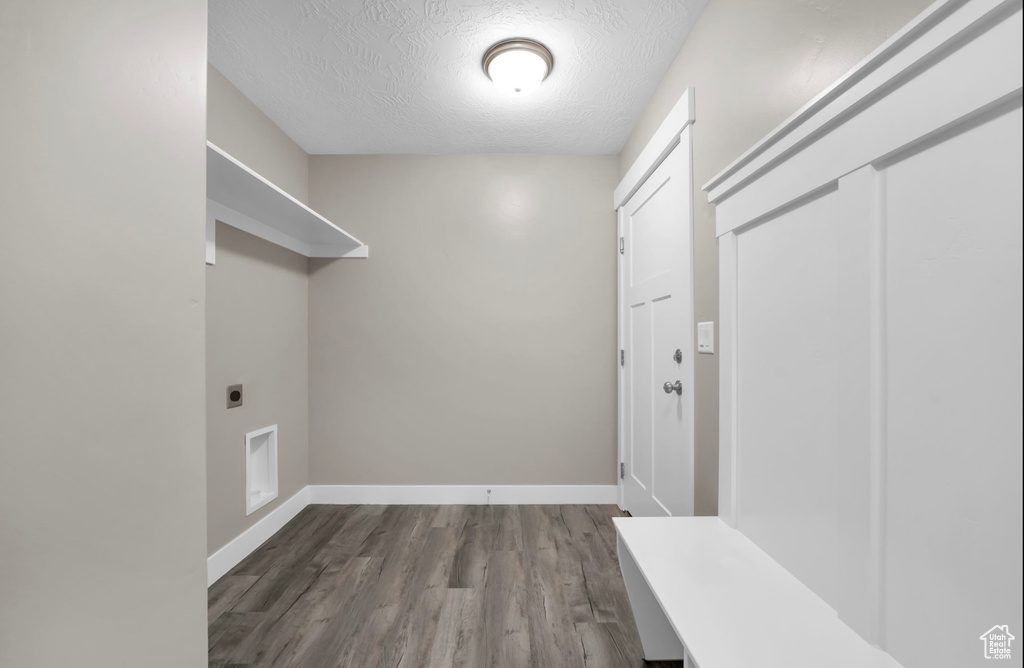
[0,1,208,666]
[308,154,619,485]
[618,0,934,515]
[206,65,311,555]
[208,64,309,203]
[206,225,309,554]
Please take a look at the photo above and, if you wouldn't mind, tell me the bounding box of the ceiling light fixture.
[483,39,553,96]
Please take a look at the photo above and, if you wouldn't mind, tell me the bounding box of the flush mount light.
[483,39,553,96]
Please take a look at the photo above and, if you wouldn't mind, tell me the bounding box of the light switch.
[697,321,714,354]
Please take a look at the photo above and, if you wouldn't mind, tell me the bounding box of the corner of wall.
[205,67,313,561]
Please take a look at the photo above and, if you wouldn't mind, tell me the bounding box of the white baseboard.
[208,483,618,586]
[308,484,619,506]
[207,486,309,586]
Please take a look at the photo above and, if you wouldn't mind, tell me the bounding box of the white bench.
[614,517,903,667]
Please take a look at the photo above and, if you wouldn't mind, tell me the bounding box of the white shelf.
[206,141,367,261]
[615,517,903,668]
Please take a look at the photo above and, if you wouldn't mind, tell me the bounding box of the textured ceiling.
[209,0,707,154]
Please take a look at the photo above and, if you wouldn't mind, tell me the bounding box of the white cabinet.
[705,1,1023,666]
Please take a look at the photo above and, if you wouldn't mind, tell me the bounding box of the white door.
[619,135,694,517]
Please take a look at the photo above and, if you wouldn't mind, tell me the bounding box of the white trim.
[308,484,618,506]
[207,486,309,586]
[717,231,739,528]
[702,0,1011,196]
[682,125,697,519]
[834,165,884,643]
[616,208,626,510]
[866,166,888,648]
[614,87,695,210]
[704,0,1020,228]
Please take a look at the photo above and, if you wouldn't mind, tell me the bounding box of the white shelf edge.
[207,199,312,257]
[206,141,367,259]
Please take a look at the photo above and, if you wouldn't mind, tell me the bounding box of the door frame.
[614,88,696,511]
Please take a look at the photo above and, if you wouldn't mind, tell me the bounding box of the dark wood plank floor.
[208,504,681,668]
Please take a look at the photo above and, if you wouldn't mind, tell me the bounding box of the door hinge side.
[620,349,625,366]
[620,462,626,479]
[619,237,625,255]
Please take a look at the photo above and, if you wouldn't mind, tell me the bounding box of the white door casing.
[616,89,695,517]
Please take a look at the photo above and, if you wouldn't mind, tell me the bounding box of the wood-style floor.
[208,504,680,668]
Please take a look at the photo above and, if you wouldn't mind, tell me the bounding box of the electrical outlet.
[227,384,243,408]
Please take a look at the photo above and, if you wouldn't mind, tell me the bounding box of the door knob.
[663,381,682,395]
